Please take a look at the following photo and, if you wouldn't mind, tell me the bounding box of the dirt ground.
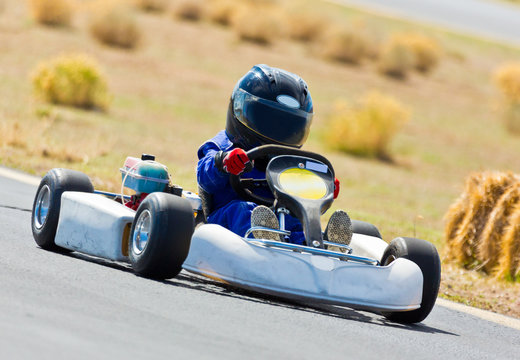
[440,262,520,319]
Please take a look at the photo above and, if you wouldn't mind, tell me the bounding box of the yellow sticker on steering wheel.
[279,168,327,200]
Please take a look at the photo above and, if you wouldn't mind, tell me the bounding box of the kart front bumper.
[183,224,423,312]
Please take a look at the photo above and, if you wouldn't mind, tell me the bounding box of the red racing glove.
[222,148,251,175]
[334,177,340,199]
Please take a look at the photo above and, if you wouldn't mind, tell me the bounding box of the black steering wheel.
[229,145,335,207]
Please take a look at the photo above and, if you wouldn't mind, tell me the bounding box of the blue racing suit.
[197,131,305,244]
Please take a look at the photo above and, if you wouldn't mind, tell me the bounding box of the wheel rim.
[34,185,51,229]
[133,209,152,255]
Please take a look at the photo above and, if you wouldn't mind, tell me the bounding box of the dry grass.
[89,4,142,49]
[135,0,168,13]
[377,35,415,79]
[444,172,520,280]
[321,27,370,64]
[325,91,410,159]
[29,0,73,27]
[31,54,111,110]
[232,6,281,45]
[285,11,327,43]
[0,122,27,149]
[503,102,520,134]
[173,0,205,22]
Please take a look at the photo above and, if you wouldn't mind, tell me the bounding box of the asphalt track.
[334,0,520,47]
[1,167,519,360]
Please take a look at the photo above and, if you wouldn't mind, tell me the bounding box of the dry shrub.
[286,11,327,43]
[232,6,281,45]
[496,204,520,281]
[477,186,520,272]
[207,0,238,26]
[378,35,415,79]
[326,91,410,159]
[494,63,520,103]
[135,0,168,13]
[444,172,520,280]
[399,33,440,73]
[29,0,73,27]
[32,54,110,110]
[322,28,369,65]
[494,63,520,135]
[173,0,205,21]
[449,172,517,265]
[89,4,141,49]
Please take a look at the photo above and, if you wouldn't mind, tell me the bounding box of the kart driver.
[196,64,351,245]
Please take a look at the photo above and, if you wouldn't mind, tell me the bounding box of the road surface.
[334,0,520,47]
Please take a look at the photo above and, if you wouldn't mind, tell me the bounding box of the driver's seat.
[197,186,213,224]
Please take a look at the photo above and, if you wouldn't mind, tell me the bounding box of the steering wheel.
[229,145,335,207]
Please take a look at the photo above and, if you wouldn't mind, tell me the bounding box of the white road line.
[436,298,520,331]
[0,167,41,186]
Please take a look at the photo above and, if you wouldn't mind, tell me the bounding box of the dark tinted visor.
[233,88,313,147]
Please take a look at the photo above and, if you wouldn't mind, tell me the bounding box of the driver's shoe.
[325,210,353,245]
[251,206,282,241]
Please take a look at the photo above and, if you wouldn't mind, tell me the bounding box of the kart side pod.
[55,192,135,261]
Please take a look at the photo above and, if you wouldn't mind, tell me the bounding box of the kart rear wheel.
[352,220,382,239]
[129,192,194,280]
[380,237,441,324]
[31,169,94,251]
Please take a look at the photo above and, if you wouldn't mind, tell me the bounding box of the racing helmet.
[226,64,314,150]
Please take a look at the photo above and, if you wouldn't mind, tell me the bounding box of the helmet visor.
[233,88,313,147]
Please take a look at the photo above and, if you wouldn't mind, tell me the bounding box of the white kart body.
[183,224,424,312]
[54,192,424,312]
[55,192,135,261]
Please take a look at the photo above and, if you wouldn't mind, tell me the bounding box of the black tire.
[31,168,94,251]
[129,192,195,280]
[352,220,382,239]
[381,237,441,324]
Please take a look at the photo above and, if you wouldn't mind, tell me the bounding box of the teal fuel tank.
[120,156,169,193]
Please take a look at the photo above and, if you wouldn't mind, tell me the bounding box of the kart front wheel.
[380,237,441,324]
[31,168,94,251]
[129,192,194,280]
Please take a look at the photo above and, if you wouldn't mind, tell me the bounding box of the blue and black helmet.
[226,64,314,150]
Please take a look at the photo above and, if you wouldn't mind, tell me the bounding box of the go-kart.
[31,145,441,324]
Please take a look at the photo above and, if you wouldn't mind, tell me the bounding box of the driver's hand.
[223,148,251,175]
[334,177,340,199]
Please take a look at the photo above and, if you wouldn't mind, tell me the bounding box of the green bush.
[326,91,410,159]
[32,54,111,110]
